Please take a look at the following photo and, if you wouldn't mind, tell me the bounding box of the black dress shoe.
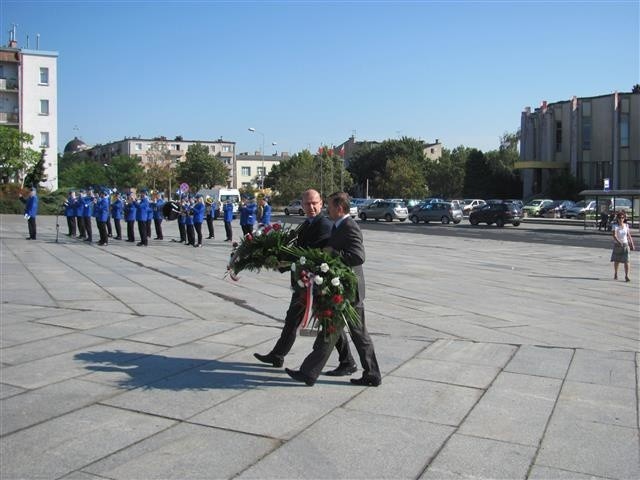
[350,375,381,387]
[114,236,122,240]
[325,364,357,376]
[285,368,315,386]
[253,352,284,368]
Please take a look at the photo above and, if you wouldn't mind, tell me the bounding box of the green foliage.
[378,156,426,198]
[23,150,48,188]
[145,140,174,193]
[464,145,522,199]
[548,170,586,200]
[176,143,228,191]
[109,155,145,190]
[59,160,108,190]
[424,146,469,198]
[0,127,41,183]
[347,137,426,197]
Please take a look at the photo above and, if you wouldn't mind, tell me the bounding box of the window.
[210,145,216,153]
[581,102,591,151]
[39,67,49,85]
[135,143,143,151]
[257,166,266,176]
[39,99,49,115]
[620,113,629,148]
[555,121,562,152]
[40,132,49,148]
[241,166,251,176]
[222,145,231,152]
[172,144,180,151]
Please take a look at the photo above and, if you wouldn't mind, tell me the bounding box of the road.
[274,214,615,249]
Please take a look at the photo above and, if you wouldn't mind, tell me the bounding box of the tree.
[378,156,426,198]
[548,170,586,200]
[59,161,108,189]
[176,143,228,192]
[23,149,47,187]
[145,139,175,194]
[109,155,145,190]
[424,146,468,198]
[0,127,41,184]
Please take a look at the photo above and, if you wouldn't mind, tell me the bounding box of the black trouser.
[269,291,354,365]
[83,217,92,241]
[178,222,186,242]
[154,218,163,239]
[66,216,77,236]
[113,219,122,239]
[206,217,214,238]
[106,218,112,236]
[224,221,232,240]
[77,216,85,237]
[186,224,195,245]
[27,217,36,239]
[127,220,136,241]
[241,224,253,235]
[146,219,152,238]
[97,221,108,244]
[194,222,203,245]
[137,220,148,245]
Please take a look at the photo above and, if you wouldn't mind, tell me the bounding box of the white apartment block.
[235,152,288,188]
[0,36,58,190]
[82,136,237,187]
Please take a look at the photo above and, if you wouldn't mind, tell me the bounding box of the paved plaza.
[1,214,639,480]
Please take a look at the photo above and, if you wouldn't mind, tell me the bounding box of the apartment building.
[518,91,639,196]
[0,34,58,190]
[235,151,288,188]
[81,136,237,187]
[334,135,442,167]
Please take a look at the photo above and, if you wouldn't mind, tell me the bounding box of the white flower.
[297,280,305,288]
[299,256,307,265]
[320,263,329,273]
[290,262,296,272]
[314,275,324,285]
[331,277,341,287]
[254,229,262,237]
[322,288,329,295]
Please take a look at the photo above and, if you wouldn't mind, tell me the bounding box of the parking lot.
[1,213,638,479]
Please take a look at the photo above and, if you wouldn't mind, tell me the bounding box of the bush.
[0,183,66,215]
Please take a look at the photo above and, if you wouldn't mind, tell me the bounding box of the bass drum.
[162,200,180,221]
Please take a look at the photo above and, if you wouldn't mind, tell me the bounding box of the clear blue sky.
[2,0,639,156]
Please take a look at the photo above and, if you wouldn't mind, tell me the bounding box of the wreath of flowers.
[226,223,360,338]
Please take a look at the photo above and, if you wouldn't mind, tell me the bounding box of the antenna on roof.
[36,33,40,50]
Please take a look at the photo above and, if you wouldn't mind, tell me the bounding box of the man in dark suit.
[254,189,356,374]
[286,191,381,387]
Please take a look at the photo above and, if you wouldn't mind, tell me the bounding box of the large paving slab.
[1,214,638,479]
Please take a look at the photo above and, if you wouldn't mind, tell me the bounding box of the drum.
[162,200,180,221]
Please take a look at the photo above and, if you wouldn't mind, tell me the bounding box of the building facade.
[518,91,639,197]
[81,136,237,187]
[235,152,288,188]
[1,36,58,190]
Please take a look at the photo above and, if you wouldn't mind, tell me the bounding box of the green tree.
[23,149,48,188]
[176,143,228,191]
[59,161,108,189]
[109,155,145,190]
[269,150,318,203]
[378,156,426,198]
[145,139,175,194]
[424,146,468,198]
[0,126,41,184]
[548,170,586,200]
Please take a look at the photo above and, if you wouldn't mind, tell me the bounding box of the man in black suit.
[254,189,356,374]
[286,191,381,387]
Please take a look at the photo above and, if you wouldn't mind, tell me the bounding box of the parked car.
[462,199,486,215]
[539,200,575,217]
[284,200,304,216]
[349,202,358,218]
[359,200,408,222]
[565,200,596,219]
[409,201,463,224]
[356,198,381,213]
[469,203,521,227]
[448,199,465,212]
[504,199,524,210]
[522,199,553,217]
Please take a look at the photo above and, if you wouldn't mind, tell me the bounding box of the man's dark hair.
[328,191,351,213]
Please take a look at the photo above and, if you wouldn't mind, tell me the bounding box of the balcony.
[0,112,19,124]
[0,78,19,91]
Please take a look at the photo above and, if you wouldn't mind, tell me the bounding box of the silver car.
[359,200,408,222]
[409,201,463,224]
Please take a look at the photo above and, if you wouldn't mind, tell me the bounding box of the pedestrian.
[124,192,137,242]
[611,211,635,282]
[82,188,95,243]
[205,196,215,239]
[192,194,205,247]
[154,193,165,240]
[258,197,272,226]
[19,187,38,240]
[254,189,355,374]
[111,193,123,240]
[64,190,77,237]
[135,189,150,246]
[223,199,234,241]
[286,191,381,387]
[96,189,110,246]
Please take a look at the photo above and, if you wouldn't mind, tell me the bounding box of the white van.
[197,187,241,218]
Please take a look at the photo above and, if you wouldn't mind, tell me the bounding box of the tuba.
[162,200,181,221]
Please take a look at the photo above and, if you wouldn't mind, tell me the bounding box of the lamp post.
[248,127,265,189]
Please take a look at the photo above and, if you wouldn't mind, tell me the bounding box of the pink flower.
[272,223,282,231]
[332,294,343,304]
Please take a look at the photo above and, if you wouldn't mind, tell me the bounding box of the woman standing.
[611,211,635,282]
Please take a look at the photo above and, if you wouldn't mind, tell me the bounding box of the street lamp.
[248,127,265,189]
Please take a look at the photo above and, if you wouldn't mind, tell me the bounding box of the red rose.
[322,309,333,318]
[263,225,272,234]
[332,294,343,304]
[272,223,281,231]
[245,233,253,241]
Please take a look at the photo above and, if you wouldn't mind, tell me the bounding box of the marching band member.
[136,189,150,246]
[153,192,165,240]
[64,190,77,237]
[192,194,205,247]
[176,195,187,243]
[19,187,38,240]
[82,188,95,243]
[76,189,86,239]
[96,189,110,246]
[259,197,271,226]
[111,193,124,240]
[185,195,196,246]
[125,191,137,242]
[223,198,234,242]
[205,196,215,239]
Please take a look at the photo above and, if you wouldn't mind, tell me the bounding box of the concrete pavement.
[1,214,638,479]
